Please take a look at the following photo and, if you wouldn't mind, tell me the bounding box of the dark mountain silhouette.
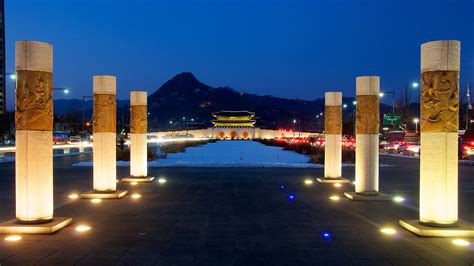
[148,72,360,131]
[55,72,392,132]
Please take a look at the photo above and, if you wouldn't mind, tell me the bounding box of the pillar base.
[399,220,474,237]
[316,177,351,184]
[344,192,391,201]
[121,176,155,183]
[0,217,72,234]
[81,190,128,199]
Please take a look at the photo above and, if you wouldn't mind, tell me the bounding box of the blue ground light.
[288,194,295,200]
[280,185,285,190]
[322,231,332,239]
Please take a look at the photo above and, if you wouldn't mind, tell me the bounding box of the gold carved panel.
[15,70,53,131]
[356,95,379,134]
[421,71,459,132]
[130,105,147,133]
[93,94,116,133]
[325,106,342,134]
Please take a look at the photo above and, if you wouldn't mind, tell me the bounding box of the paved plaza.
[0,153,473,265]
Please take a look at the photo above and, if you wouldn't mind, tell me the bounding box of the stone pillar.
[400,40,473,236]
[0,41,72,234]
[344,76,389,201]
[15,41,54,223]
[122,91,154,183]
[81,76,127,198]
[317,92,349,183]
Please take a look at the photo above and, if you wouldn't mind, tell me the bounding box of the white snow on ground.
[73,140,393,168]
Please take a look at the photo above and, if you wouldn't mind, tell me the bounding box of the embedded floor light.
[158,178,167,184]
[5,235,22,242]
[75,225,91,232]
[131,193,141,199]
[91,198,102,204]
[393,196,405,203]
[380,228,396,235]
[452,239,470,246]
[130,182,138,186]
[334,183,342,188]
[304,179,313,185]
[68,193,79,199]
[329,195,340,201]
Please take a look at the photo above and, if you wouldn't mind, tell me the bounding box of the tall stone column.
[400,40,473,236]
[81,75,127,199]
[317,92,349,183]
[122,91,154,183]
[0,41,72,234]
[344,76,389,201]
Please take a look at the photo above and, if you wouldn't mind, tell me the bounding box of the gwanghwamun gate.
[153,110,313,139]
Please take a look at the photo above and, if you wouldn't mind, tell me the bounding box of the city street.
[0,153,472,265]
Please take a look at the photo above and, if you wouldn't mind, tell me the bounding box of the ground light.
[280,185,285,190]
[68,193,79,199]
[5,235,22,242]
[75,225,91,232]
[131,193,141,199]
[304,179,313,185]
[393,196,405,203]
[288,194,295,200]
[322,232,331,239]
[452,239,470,247]
[380,228,397,235]
[91,198,102,204]
[158,178,167,184]
[334,183,342,188]
[131,182,138,186]
[329,195,340,201]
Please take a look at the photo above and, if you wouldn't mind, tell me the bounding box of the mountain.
[55,72,392,132]
[148,72,361,131]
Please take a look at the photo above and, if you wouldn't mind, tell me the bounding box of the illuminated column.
[81,75,127,198]
[0,41,72,234]
[344,76,389,201]
[400,40,473,236]
[122,91,154,183]
[317,92,349,183]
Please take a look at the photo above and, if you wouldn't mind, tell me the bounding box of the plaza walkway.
[0,151,473,265]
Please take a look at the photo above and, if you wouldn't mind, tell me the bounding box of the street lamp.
[54,87,70,95]
[379,92,384,97]
[412,82,419,88]
[413,118,419,132]
[352,100,357,105]
[343,103,348,108]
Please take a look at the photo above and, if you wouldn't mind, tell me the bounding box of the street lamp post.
[82,95,93,137]
[413,118,419,133]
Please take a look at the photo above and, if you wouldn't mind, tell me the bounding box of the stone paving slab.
[0,154,472,265]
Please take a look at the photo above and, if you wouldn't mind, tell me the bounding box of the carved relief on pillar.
[356,95,379,134]
[15,70,53,131]
[325,106,342,134]
[93,94,116,133]
[130,105,147,133]
[421,71,459,132]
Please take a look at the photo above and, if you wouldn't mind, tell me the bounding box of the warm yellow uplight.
[452,239,470,246]
[131,182,138,186]
[68,193,79,199]
[380,228,396,235]
[75,225,91,232]
[329,195,340,201]
[158,178,167,184]
[5,235,22,242]
[334,183,342,188]
[304,179,313,185]
[131,193,141,199]
[393,196,405,203]
[91,198,102,204]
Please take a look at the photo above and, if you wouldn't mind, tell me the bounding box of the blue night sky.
[4,0,474,108]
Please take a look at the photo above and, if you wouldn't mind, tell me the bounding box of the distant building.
[0,0,5,119]
[211,110,256,128]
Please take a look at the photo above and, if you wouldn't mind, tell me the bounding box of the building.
[153,110,315,140]
[211,110,256,128]
[0,0,5,119]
